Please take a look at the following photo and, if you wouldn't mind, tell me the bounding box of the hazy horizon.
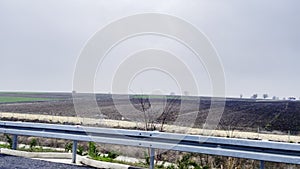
[0,90,297,100]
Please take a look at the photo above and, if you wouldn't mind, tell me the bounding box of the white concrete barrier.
[79,156,131,169]
[0,148,140,169]
[0,148,72,159]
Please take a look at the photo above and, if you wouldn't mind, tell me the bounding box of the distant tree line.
[239,93,297,100]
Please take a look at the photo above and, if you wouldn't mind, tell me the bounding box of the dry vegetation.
[1,92,300,168]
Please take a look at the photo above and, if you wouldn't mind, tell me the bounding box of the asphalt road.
[0,154,95,169]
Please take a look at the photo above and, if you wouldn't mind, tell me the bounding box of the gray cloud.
[0,0,299,98]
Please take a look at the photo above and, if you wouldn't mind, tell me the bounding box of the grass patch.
[0,91,47,95]
[90,155,114,162]
[89,156,149,168]
[0,96,54,103]
[0,144,10,149]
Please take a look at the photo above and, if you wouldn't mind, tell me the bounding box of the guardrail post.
[12,135,18,150]
[72,140,78,163]
[150,148,155,169]
[260,160,265,169]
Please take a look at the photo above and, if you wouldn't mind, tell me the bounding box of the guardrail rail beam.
[1,120,300,167]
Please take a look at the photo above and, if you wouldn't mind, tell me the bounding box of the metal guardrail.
[0,121,300,169]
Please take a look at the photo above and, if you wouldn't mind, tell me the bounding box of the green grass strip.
[0,97,54,103]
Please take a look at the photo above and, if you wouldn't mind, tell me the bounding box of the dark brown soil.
[0,93,300,133]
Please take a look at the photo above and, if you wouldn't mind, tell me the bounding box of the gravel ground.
[0,154,95,169]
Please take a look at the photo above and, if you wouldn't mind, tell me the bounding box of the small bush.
[65,142,72,152]
[156,161,165,168]
[64,142,86,155]
[108,151,119,159]
[77,145,85,156]
[88,142,98,158]
[29,138,38,150]
[166,164,176,169]
[177,154,202,169]
[144,151,150,165]
[4,134,12,149]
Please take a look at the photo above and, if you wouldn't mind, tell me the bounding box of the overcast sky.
[0,0,299,98]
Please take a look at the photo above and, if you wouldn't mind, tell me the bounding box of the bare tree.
[135,95,180,131]
[219,115,237,138]
[135,95,152,131]
[158,96,180,132]
[240,94,243,98]
[263,94,268,99]
[135,94,180,165]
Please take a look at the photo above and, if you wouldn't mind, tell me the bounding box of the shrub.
[29,138,38,150]
[4,134,12,149]
[77,145,85,156]
[166,164,176,169]
[177,154,202,169]
[65,142,72,152]
[144,151,150,165]
[108,151,119,159]
[88,142,98,158]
